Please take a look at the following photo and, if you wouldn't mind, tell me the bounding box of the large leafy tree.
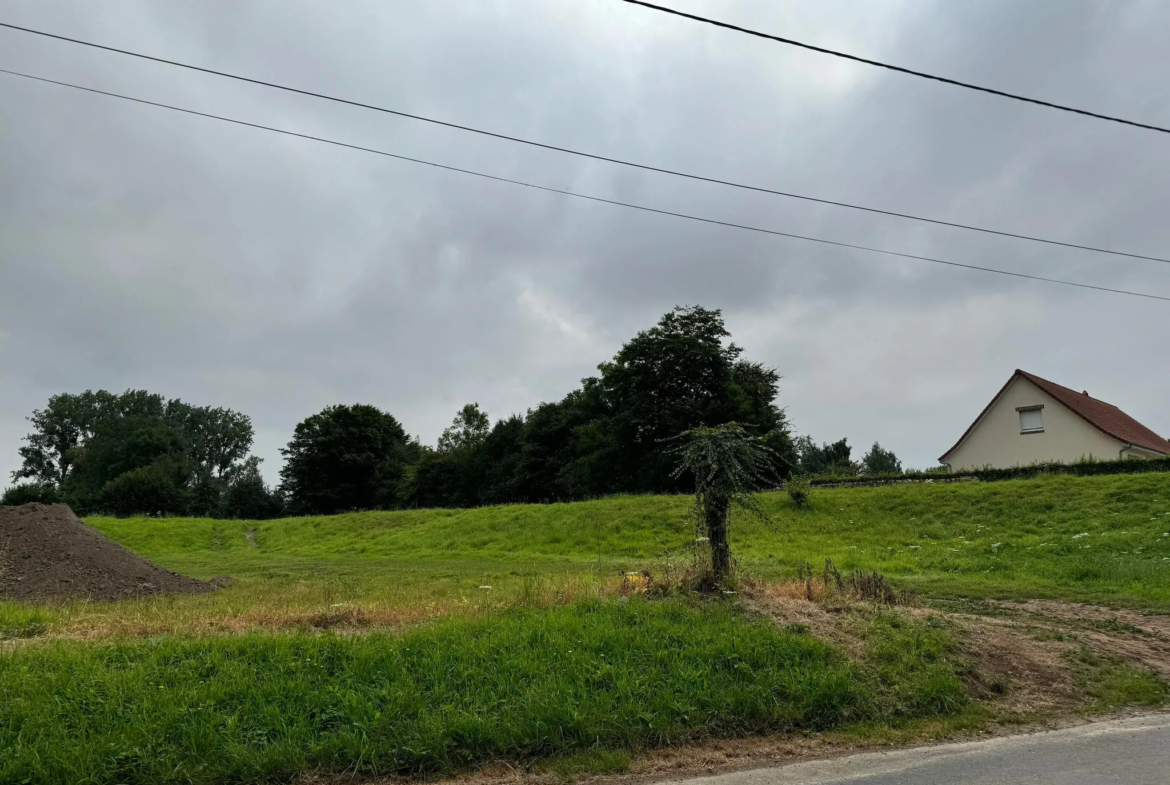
[68,416,190,504]
[861,442,903,475]
[595,305,788,494]
[400,306,790,508]
[436,404,490,453]
[12,389,257,515]
[279,404,413,514]
[13,390,255,487]
[403,405,519,509]
[12,390,119,486]
[515,381,614,502]
[167,403,254,479]
[796,436,859,477]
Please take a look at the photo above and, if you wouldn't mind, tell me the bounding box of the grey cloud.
[1,0,1167,484]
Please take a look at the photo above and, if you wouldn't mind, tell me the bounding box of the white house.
[940,370,1169,471]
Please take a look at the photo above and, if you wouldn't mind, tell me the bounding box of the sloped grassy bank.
[0,600,966,785]
[85,472,1170,614]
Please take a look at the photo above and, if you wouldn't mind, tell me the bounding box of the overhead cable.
[0,20,1167,265]
[2,68,1166,303]
[620,0,1170,135]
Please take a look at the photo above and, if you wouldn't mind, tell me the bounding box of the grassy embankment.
[1,473,1168,784]
[5,472,1166,639]
[0,600,984,784]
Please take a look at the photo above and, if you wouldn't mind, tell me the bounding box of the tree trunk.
[705,494,732,584]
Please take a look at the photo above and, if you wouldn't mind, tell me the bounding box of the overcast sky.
[2,0,1168,485]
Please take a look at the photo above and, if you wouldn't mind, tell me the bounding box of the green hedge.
[804,456,1170,489]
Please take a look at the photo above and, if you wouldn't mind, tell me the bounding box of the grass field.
[13,472,1163,639]
[0,600,976,784]
[3,473,1169,784]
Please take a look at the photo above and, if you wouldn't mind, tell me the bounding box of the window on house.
[1019,407,1044,433]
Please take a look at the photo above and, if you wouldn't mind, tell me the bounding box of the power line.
[0,21,1167,266]
[3,68,1166,305]
[620,1,1170,136]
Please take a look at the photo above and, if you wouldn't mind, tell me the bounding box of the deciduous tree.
[279,404,412,514]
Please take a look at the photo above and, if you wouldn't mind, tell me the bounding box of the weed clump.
[794,559,914,606]
[786,477,812,508]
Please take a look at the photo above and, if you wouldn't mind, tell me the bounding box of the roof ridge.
[941,369,1170,462]
[1018,369,1114,406]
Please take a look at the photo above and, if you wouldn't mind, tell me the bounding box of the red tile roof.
[940,370,1170,462]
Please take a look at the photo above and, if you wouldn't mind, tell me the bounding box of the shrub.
[808,456,1170,488]
[0,482,61,506]
[98,464,188,517]
[786,476,812,508]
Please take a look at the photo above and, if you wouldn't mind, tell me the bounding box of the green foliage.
[386,306,794,510]
[796,436,860,477]
[11,389,118,487]
[98,461,189,517]
[786,476,812,508]
[0,600,972,785]
[599,306,786,494]
[279,404,415,515]
[862,442,902,475]
[671,422,775,582]
[11,389,258,516]
[1,482,62,506]
[812,456,1170,488]
[70,416,189,503]
[168,403,254,480]
[437,403,490,452]
[222,461,284,520]
[402,405,518,509]
[186,473,227,519]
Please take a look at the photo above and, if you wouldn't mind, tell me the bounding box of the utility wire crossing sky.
[1,20,1168,266]
[2,66,1168,304]
[621,0,1170,135]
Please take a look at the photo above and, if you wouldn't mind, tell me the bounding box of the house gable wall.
[945,376,1124,470]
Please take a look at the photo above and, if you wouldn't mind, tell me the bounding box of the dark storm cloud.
[1,0,1167,482]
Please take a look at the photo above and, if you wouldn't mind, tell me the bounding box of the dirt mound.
[0,503,213,602]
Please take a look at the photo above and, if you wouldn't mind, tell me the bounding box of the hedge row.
[802,456,1170,489]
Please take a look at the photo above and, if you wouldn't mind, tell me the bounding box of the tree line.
[3,306,901,517]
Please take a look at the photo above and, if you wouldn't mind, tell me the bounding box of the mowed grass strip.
[0,600,964,785]
[87,473,1170,610]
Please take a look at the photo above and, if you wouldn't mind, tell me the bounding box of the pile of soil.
[0,503,213,602]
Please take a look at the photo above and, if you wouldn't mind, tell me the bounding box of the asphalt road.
[666,715,1170,785]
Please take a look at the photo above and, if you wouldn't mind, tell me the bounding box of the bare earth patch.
[984,599,1170,680]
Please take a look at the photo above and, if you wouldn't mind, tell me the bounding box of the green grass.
[6,473,1169,784]
[0,599,967,785]
[0,603,54,640]
[1069,647,1169,709]
[82,472,1170,620]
